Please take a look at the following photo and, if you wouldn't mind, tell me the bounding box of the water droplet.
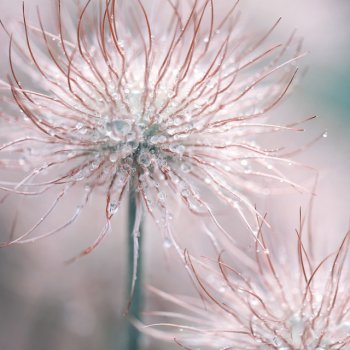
[150,136,159,144]
[150,135,167,144]
[75,170,86,180]
[219,285,226,293]
[19,157,26,166]
[181,188,190,197]
[163,238,172,249]
[157,191,166,203]
[90,161,99,170]
[138,152,152,167]
[76,122,83,130]
[233,201,240,209]
[109,153,118,163]
[79,128,88,135]
[204,177,211,184]
[118,171,128,183]
[108,202,118,214]
[106,119,132,136]
[159,135,167,143]
[322,131,328,138]
[169,144,185,155]
[173,116,182,126]
[177,145,185,154]
[181,163,192,173]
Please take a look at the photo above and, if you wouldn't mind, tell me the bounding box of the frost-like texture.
[0,0,305,254]
[147,216,350,350]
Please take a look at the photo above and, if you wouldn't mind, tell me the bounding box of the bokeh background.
[0,1,349,349]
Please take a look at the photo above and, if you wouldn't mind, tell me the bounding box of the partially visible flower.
[146,216,350,349]
[0,0,305,254]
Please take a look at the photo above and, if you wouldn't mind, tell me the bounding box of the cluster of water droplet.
[256,306,350,350]
[77,108,189,173]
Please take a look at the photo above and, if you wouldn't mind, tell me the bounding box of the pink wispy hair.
[145,209,350,349]
[0,0,309,257]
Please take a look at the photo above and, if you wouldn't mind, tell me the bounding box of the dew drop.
[75,170,86,180]
[163,238,172,249]
[106,119,132,136]
[109,153,118,163]
[19,157,26,166]
[138,152,152,167]
[157,191,166,203]
[90,161,99,170]
[181,163,192,173]
[173,116,182,126]
[76,122,84,130]
[169,144,185,155]
[150,136,159,144]
[204,177,211,184]
[233,201,240,209]
[177,145,185,154]
[322,131,328,138]
[219,285,226,293]
[181,188,190,197]
[108,202,118,214]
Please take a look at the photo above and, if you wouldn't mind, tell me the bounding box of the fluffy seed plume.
[146,212,350,350]
[0,0,306,255]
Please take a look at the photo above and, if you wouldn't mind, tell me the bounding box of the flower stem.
[126,187,143,350]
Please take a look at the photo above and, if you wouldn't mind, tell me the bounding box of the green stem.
[126,187,143,350]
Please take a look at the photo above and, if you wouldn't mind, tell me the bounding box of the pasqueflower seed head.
[0,0,305,255]
[147,216,350,350]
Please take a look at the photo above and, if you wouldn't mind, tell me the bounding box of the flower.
[146,214,350,350]
[0,0,305,255]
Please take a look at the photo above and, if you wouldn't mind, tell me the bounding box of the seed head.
[147,215,350,350]
[0,0,305,254]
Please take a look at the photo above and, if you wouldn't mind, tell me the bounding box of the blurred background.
[0,0,349,349]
